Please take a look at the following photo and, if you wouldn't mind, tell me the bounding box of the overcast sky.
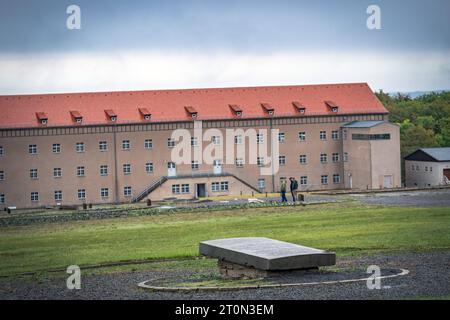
[0,0,449,94]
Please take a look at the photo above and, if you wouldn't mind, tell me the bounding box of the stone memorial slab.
[199,237,335,271]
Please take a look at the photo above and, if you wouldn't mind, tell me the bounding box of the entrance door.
[444,169,450,184]
[348,174,353,189]
[196,184,206,198]
[213,159,222,174]
[167,162,176,177]
[383,175,393,188]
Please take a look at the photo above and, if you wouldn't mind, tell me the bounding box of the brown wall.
[0,113,398,208]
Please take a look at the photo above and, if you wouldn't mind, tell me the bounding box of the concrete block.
[199,237,336,271]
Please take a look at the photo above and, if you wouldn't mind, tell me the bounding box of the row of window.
[1,130,342,157]
[0,152,350,181]
[27,187,133,202]
[411,165,433,172]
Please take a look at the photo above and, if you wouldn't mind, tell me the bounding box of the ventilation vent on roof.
[105,109,117,122]
[292,101,306,114]
[36,112,48,125]
[325,101,339,113]
[229,104,243,117]
[185,106,198,119]
[70,111,83,124]
[139,108,152,121]
[261,103,274,116]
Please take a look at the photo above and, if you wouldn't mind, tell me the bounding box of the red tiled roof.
[0,83,387,129]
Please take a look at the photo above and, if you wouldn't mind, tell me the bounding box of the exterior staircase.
[131,176,168,203]
[131,172,260,203]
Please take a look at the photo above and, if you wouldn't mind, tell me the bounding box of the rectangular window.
[31,192,39,202]
[333,174,341,184]
[122,140,130,150]
[279,156,286,166]
[54,190,62,201]
[332,153,340,163]
[0,170,4,181]
[99,141,108,151]
[145,163,154,173]
[220,181,229,191]
[257,157,264,167]
[53,168,62,178]
[77,189,86,199]
[411,164,415,171]
[258,179,266,189]
[298,132,306,141]
[278,133,285,143]
[0,146,3,156]
[100,165,108,176]
[320,131,327,140]
[172,184,180,194]
[123,186,132,197]
[256,133,264,144]
[123,164,131,175]
[321,175,328,185]
[332,131,339,140]
[344,152,349,162]
[0,194,4,204]
[29,144,38,154]
[430,167,433,172]
[77,166,85,177]
[181,184,190,194]
[425,166,428,172]
[352,133,391,140]
[144,139,153,149]
[299,154,307,164]
[320,153,328,163]
[75,142,85,153]
[101,188,109,198]
[235,158,244,168]
[191,161,199,170]
[300,176,308,186]
[191,137,199,147]
[167,138,175,148]
[30,169,38,179]
[52,143,61,153]
[212,182,220,192]
[235,135,243,144]
[212,136,221,145]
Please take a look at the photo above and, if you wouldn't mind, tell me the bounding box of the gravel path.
[1,251,449,300]
[350,189,450,207]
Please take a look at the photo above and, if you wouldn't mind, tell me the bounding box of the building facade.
[405,148,450,187]
[0,83,401,208]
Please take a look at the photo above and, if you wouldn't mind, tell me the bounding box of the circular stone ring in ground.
[137,268,409,292]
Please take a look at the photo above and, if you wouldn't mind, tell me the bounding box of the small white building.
[405,148,450,187]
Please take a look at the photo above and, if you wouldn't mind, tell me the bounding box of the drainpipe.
[270,117,275,193]
[113,124,119,204]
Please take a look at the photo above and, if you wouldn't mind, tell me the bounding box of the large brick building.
[0,83,401,208]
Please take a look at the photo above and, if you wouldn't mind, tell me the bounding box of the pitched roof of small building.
[0,82,387,129]
[404,147,450,162]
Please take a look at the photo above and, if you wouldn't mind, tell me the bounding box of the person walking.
[289,177,298,203]
[280,179,288,203]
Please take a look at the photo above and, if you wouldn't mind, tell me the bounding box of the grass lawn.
[0,203,449,277]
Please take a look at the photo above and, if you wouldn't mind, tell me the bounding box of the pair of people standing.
[280,177,298,203]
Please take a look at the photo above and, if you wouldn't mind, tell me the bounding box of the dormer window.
[36,112,48,125]
[325,101,339,113]
[292,101,306,114]
[139,108,152,121]
[185,106,198,119]
[229,104,243,117]
[261,103,274,116]
[70,111,83,124]
[104,109,117,122]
